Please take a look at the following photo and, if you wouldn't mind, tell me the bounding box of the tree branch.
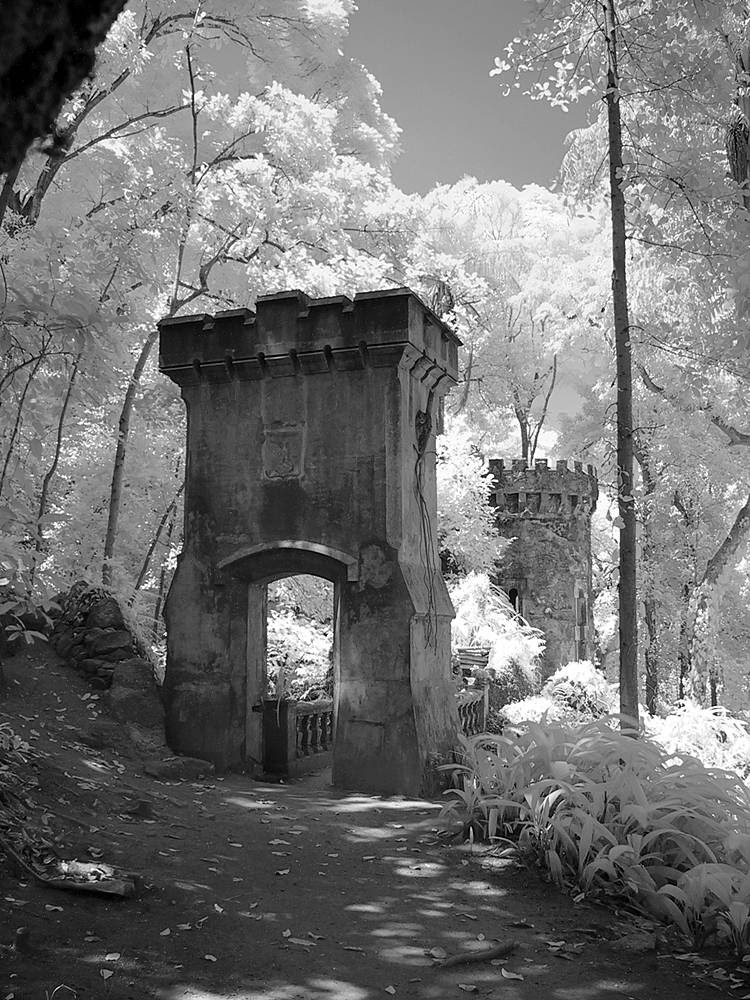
[637,362,750,446]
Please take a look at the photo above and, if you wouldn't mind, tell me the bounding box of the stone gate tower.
[488,458,598,679]
[158,288,460,796]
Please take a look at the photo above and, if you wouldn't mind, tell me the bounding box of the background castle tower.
[488,458,599,680]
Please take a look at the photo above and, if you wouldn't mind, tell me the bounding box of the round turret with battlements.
[488,457,598,680]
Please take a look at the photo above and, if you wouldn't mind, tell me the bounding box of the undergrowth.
[442,719,750,956]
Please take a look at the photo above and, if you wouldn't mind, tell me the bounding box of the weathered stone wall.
[48,582,164,742]
[489,458,598,680]
[159,288,461,795]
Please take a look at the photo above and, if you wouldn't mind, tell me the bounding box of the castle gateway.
[158,288,461,796]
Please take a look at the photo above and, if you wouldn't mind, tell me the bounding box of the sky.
[344,0,591,194]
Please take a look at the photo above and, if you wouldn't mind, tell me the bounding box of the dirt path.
[0,647,739,999]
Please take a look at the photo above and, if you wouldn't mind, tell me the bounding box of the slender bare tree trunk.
[677,580,692,700]
[30,354,81,588]
[634,444,658,713]
[456,342,474,413]
[152,513,177,643]
[101,328,159,586]
[133,480,184,594]
[512,389,531,464]
[685,491,750,702]
[603,0,638,727]
[0,351,46,498]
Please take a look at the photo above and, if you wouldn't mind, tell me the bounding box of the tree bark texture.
[603,0,638,726]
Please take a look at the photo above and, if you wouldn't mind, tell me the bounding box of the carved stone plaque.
[262,424,304,480]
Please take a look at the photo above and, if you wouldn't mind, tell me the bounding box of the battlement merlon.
[157,287,461,389]
[488,457,599,512]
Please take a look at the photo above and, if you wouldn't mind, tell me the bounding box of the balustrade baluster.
[311,712,320,753]
[298,712,310,757]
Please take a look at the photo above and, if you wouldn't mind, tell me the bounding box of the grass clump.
[442,718,750,955]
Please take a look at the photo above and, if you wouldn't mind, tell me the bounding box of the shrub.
[646,701,750,777]
[542,660,617,718]
[501,660,618,727]
[441,719,750,954]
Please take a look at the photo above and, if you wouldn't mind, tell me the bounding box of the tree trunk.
[456,342,474,413]
[133,480,184,595]
[603,0,638,727]
[101,327,159,586]
[30,354,81,588]
[634,444,658,714]
[152,512,177,643]
[0,351,46,498]
[512,388,531,463]
[685,490,750,703]
[643,597,659,714]
[677,580,692,700]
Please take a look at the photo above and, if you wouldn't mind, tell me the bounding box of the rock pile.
[50,582,166,746]
[49,583,154,692]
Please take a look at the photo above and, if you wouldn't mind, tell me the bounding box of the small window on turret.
[570,494,579,511]
[527,493,541,513]
[508,587,523,617]
[506,493,519,513]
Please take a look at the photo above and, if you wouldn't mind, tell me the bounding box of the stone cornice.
[158,288,460,389]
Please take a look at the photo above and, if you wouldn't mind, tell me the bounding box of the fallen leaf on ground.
[428,947,447,959]
[104,952,120,961]
[160,928,171,936]
[100,970,114,980]
[289,938,315,947]
[501,969,524,980]
[269,839,290,846]
[204,954,217,962]
[45,905,63,912]
[282,929,292,938]
[177,923,192,930]
[308,932,324,940]
[343,945,364,952]
[384,988,396,996]
[458,987,478,994]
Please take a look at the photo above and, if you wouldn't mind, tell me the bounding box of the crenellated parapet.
[488,457,598,519]
[158,287,460,392]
